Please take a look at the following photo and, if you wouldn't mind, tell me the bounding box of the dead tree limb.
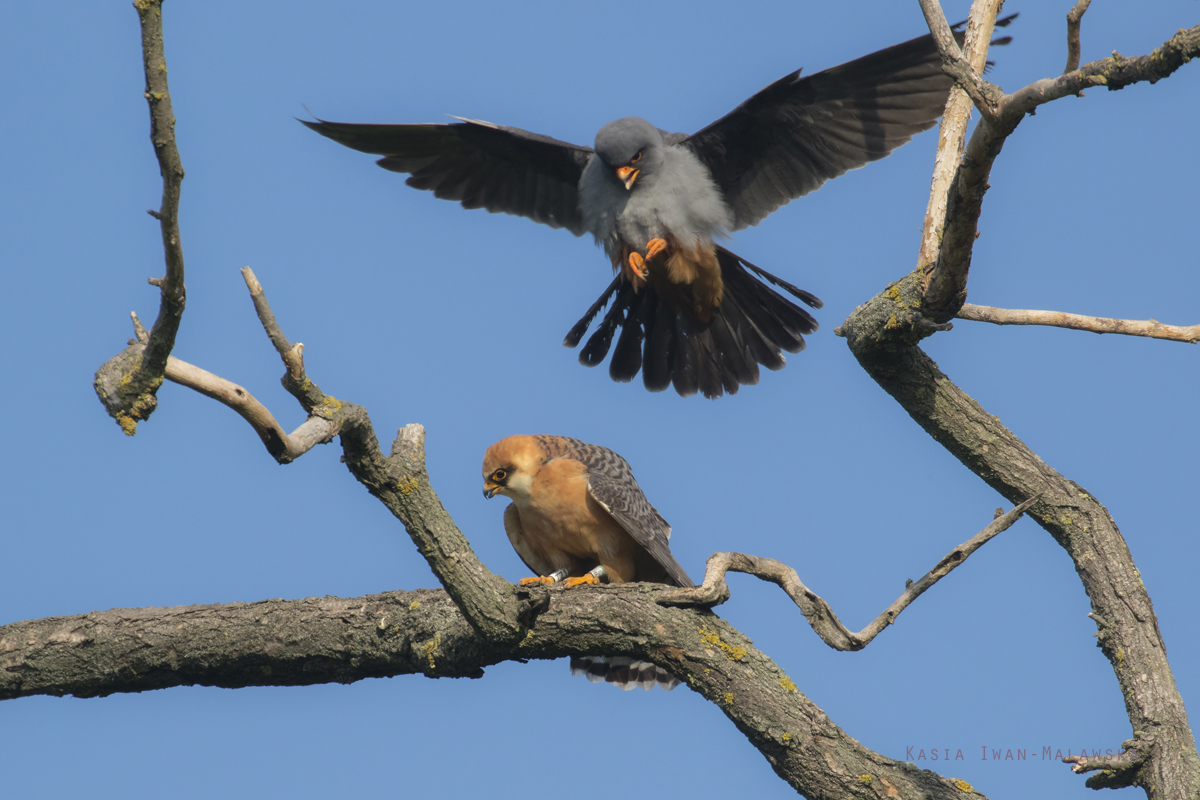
[93,0,187,434]
[1064,0,1094,75]
[830,4,1200,795]
[659,498,1036,652]
[957,303,1200,344]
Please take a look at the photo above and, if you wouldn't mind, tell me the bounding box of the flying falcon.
[482,435,692,690]
[304,18,1012,398]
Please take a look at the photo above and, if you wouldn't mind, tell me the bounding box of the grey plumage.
[303,16,1014,398]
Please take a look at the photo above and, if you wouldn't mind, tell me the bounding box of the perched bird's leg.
[644,238,668,261]
[564,565,607,589]
[519,568,569,586]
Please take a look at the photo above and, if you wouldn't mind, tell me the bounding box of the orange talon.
[563,573,600,588]
[645,238,668,261]
[627,251,648,279]
[519,576,555,586]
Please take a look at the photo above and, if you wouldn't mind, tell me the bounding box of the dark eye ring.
[631,150,643,163]
[492,469,508,481]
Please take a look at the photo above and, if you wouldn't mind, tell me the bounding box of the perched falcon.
[305,18,1012,398]
[482,435,692,690]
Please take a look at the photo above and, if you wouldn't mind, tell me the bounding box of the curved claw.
[627,252,648,280]
[519,576,555,586]
[564,573,600,589]
[645,238,668,261]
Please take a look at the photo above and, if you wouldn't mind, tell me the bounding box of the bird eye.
[492,469,508,482]
[631,150,643,163]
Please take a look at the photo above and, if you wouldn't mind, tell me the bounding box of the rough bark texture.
[2,584,988,800]
[46,3,1200,799]
[93,0,187,435]
[833,14,1200,793]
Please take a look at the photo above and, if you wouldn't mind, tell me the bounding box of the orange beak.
[616,166,639,191]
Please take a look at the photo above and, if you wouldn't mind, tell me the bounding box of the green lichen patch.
[699,626,746,661]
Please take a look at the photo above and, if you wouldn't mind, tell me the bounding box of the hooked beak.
[483,483,500,499]
[616,166,639,191]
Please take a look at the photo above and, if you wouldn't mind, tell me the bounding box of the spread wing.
[301,117,593,234]
[571,443,695,589]
[683,17,1014,230]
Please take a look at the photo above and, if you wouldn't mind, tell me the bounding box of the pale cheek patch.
[506,472,534,498]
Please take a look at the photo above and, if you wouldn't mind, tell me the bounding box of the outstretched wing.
[568,443,695,588]
[683,18,1014,230]
[302,117,593,234]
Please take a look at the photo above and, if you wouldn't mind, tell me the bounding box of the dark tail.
[564,246,821,399]
[569,656,681,691]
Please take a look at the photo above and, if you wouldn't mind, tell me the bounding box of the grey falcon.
[303,17,1013,399]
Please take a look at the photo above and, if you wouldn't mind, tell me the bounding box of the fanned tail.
[564,246,820,399]
[569,656,680,691]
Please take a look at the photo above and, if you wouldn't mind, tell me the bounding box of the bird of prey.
[304,18,1012,398]
[482,435,692,690]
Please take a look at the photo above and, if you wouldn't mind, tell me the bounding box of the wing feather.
[564,443,694,589]
[683,17,1015,230]
[301,117,592,234]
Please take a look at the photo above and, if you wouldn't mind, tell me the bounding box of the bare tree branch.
[1064,0,1094,75]
[916,0,1008,276]
[0,583,991,800]
[920,11,1200,324]
[842,277,1200,795]
[93,0,187,435]
[660,499,1036,651]
[129,309,337,462]
[957,303,1200,344]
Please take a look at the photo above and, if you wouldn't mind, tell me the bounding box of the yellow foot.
[563,573,600,589]
[519,576,555,586]
[627,252,648,280]
[645,238,668,260]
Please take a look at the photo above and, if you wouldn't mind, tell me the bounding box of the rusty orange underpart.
[615,237,723,323]
[564,573,600,588]
[519,576,555,586]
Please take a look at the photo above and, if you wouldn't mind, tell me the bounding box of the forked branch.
[660,498,1035,650]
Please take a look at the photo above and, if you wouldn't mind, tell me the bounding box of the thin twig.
[135,0,186,382]
[659,498,1037,650]
[242,267,307,382]
[957,303,1200,343]
[1064,0,1093,74]
[129,312,336,462]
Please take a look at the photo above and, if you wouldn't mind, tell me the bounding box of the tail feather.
[564,274,622,348]
[609,288,649,382]
[569,656,680,691]
[564,247,820,398]
[577,282,633,366]
[671,309,700,398]
[642,298,674,392]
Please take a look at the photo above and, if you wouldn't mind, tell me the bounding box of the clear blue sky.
[2,2,1196,797]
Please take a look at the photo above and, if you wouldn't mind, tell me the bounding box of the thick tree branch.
[957,303,1200,343]
[0,586,991,800]
[93,0,187,434]
[847,18,1200,796]
[841,275,1200,796]
[659,499,1035,652]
